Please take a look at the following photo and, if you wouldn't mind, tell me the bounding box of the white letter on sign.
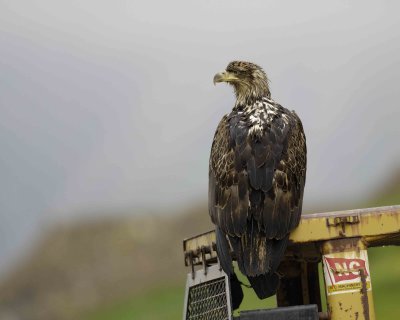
[349,260,361,275]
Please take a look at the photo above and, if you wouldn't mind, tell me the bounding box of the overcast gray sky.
[1,0,400,275]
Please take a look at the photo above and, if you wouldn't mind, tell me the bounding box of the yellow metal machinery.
[183,205,400,320]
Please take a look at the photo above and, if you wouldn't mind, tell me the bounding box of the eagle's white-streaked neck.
[233,76,271,107]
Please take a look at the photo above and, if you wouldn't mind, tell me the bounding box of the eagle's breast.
[240,98,290,139]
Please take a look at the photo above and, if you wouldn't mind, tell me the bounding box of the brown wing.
[208,114,249,237]
[209,109,306,235]
[209,107,306,279]
[261,111,306,239]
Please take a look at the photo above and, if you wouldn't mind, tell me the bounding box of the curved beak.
[213,71,238,85]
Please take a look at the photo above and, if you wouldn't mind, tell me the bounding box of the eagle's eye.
[229,68,245,76]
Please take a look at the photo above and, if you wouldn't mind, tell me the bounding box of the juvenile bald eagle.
[209,61,306,300]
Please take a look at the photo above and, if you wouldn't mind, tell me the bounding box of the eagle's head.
[213,61,271,105]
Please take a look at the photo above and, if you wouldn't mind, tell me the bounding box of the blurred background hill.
[0,205,211,320]
[1,1,400,319]
[0,172,399,320]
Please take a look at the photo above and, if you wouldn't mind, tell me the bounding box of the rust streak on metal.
[360,268,370,320]
[183,205,400,265]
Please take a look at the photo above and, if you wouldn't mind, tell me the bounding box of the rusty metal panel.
[291,205,400,245]
[183,230,217,267]
[322,238,376,320]
[182,205,399,319]
[183,205,400,267]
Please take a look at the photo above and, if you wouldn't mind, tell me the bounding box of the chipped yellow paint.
[322,239,376,320]
[183,205,400,263]
[183,205,400,319]
[290,205,400,245]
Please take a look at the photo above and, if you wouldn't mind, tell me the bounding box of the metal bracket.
[189,251,195,280]
[326,215,360,236]
[200,245,211,275]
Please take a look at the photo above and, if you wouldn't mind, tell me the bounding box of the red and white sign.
[323,250,372,296]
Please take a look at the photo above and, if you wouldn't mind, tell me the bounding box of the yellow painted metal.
[291,205,400,246]
[183,230,217,266]
[182,205,400,319]
[322,238,376,320]
[183,205,400,266]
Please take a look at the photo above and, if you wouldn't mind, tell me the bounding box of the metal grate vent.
[186,277,229,320]
[183,265,232,320]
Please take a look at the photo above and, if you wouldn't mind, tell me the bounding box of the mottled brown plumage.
[209,61,307,301]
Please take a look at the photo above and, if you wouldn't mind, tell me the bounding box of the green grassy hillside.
[85,285,184,320]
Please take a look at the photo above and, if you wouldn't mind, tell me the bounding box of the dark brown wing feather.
[209,104,306,285]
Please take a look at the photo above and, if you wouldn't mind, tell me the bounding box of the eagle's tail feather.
[230,273,244,310]
[247,272,280,299]
[233,223,290,299]
[270,234,289,271]
[215,227,233,274]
